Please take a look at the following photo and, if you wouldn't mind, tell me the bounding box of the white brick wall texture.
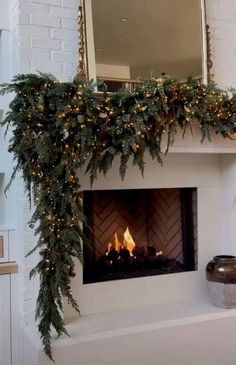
[18,0,79,78]
[206,0,236,88]
[0,0,80,323]
[19,0,79,322]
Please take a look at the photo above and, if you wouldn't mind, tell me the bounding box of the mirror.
[82,0,208,90]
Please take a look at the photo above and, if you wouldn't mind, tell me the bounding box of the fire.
[108,227,136,255]
[123,227,136,255]
[106,227,163,259]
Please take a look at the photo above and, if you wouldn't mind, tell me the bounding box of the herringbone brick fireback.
[84,188,197,264]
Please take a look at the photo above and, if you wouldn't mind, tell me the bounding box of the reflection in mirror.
[84,0,207,90]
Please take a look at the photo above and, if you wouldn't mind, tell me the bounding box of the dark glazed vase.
[206,255,236,308]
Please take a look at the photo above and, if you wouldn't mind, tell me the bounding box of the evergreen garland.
[1,73,236,360]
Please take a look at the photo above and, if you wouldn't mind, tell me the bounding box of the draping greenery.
[1,73,236,360]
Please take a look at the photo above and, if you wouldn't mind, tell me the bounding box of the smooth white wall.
[219,155,236,254]
[96,63,130,79]
[206,1,236,258]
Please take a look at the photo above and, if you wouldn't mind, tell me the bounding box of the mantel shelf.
[162,125,236,154]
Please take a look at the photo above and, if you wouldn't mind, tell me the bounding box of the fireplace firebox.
[83,188,197,284]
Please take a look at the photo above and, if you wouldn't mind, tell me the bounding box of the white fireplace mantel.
[162,125,236,154]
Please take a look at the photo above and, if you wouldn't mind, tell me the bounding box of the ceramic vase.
[206,255,236,308]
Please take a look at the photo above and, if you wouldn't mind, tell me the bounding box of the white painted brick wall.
[206,0,236,88]
[1,0,80,324]
[18,0,79,79]
[62,18,78,30]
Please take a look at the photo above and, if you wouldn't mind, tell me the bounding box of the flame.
[107,227,136,255]
[123,227,136,255]
[106,228,164,259]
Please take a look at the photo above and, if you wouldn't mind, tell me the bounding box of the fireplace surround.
[63,149,225,318]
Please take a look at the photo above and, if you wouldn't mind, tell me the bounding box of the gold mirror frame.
[203,1,213,83]
[77,0,212,84]
[76,0,89,79]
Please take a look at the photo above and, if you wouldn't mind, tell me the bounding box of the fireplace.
[63,154,220,315]
[83,187,197,284]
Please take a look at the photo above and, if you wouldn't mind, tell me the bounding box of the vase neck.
[214,255,236,262]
